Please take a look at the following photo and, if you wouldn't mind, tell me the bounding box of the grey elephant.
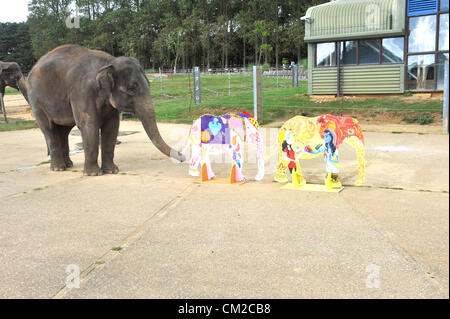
[0,61,29,121]
[0,61,28,97]
[26,45,185,175]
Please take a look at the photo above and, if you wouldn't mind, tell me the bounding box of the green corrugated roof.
[304,0,406,42]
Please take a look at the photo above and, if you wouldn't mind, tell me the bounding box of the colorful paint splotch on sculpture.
[182,112,265,183]
[200,115,230,144]
[317,114,364,147]
[274,114,366,190]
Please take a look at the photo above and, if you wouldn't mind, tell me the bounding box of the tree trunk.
[243,37,246,69]
[202,52,205,71]
[254,39,258,65]
[264,37,268,65]
[275,1,279,70]
[207,46,210,70]
[222,44,225,69]
[225,44,229,69]
[275,44,279,70]
[174,52,179,73]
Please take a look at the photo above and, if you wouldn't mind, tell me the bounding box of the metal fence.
[3,64,447,126]
[147,66,306,99]
[151,66,307,78]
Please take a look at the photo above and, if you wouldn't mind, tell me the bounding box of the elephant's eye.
[127,84,138,94]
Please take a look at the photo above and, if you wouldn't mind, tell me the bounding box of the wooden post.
[193,66,201,105]
[444,60,449,134]
[337,41,341,97]
[276,67,279,88]
[253,66,263,124]
[0,94,7,123]
[292,64,298,88]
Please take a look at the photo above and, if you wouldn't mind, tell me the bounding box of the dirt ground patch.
[1,95,33,121]
[310,93,443,102]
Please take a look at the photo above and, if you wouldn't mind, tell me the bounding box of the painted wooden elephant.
[273,114,365,188]
[182,112,264,182]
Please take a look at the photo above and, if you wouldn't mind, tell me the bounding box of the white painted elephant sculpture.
[182,112,264,182]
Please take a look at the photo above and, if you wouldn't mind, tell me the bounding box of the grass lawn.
[148,74,442,124]
[2,74,443,131]
[4,87,20,95]
[0,120,38,132]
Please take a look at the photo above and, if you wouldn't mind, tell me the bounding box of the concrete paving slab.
[63,183,447,298]
[0,175,188,298]
[342,188,449,291]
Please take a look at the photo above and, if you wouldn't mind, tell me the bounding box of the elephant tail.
[343,136,366,186]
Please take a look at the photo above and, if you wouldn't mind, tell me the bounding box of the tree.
[0,22,35,72]
[23,0,329,69]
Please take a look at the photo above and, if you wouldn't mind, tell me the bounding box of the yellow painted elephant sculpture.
[273,114,366,188]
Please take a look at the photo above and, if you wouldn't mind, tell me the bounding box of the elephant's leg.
[78,122,101,176]
[56,125,74,168]
[33,107,66,171]
[227,145,245,182]
[324,157,341,189]
[202,146,215,179]
[100,111,120,174]
[343,136,366,186]
[274,144,289,183]
[189,144,202,177]
[235,145,245,182]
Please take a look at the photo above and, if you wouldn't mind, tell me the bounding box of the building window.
[407,54,436,90]
[359,39,381,64]
[382,37,404,63]
[439,13,449,50]
[408,15,436,52]
[339,41,357,65]
[437,53,449,89]
[316,42,336,67]
[405,0,449,91]
[316,38,404,67]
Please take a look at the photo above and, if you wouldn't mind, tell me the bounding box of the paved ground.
[0,120,448,298]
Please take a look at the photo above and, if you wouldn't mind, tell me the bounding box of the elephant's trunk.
[17,76,30,104]
[255,141,265,181]
[135,100,185,162]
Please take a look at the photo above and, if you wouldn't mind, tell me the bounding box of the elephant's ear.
[0,63,13,76]
[129,57,150,85]
[96,64,114,91]
[228,115,246,141]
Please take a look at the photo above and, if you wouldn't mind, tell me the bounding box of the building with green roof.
[304,0,449,95]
